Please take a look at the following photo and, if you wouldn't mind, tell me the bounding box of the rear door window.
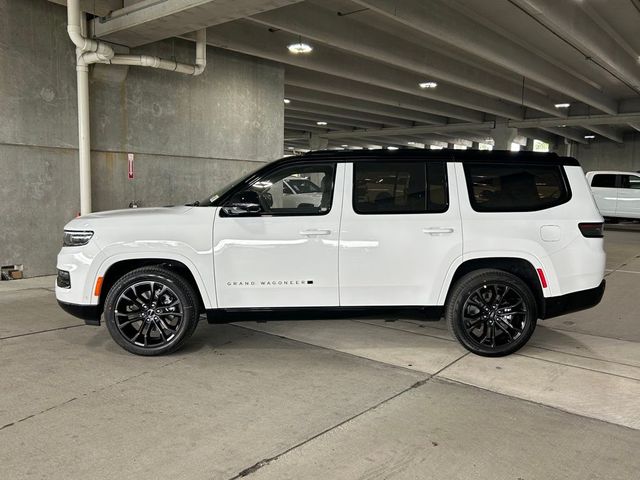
[353,161,448,214]
[591,174,617,188]
[464,163,570,212]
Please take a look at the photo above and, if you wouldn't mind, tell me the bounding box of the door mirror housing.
[221,191,262,216]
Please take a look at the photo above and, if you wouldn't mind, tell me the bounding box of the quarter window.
[464,163,570,212]
[353,161,448,214]
[591,174,617,188]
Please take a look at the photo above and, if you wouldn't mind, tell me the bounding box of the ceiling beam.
[354,0,618,114]
[285,67,484,123]
[250,1,559,116]
[629,123,640,133]
[285,101,414,127]
[513,0,640,93]
[204,20,519,119]
[540,127,588,144]
[286,112,381,130]
[587,125,624,143]
[92,0,302,46]
[284,86,447,125]
[511,113,640,128]
[319,122,496,140]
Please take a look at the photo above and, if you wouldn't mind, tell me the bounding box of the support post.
[492,119,517,150]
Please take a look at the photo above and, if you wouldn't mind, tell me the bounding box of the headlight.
[63,230,94,247]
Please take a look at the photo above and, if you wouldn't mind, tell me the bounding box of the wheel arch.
[443,257,545,318]
[98,258,207,313]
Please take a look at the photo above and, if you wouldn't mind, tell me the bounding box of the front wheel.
[104,266,200,356]
[445,269,537,357]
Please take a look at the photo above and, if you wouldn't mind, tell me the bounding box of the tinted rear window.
[591,174,616,188]
[353,161,448,214]
[464,163,570,212]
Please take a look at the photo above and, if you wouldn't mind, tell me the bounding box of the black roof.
[295,148,578,166]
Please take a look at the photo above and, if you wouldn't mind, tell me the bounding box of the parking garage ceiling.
[53,0,640,150]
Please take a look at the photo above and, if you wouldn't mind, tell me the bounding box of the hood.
[65,206,194,230]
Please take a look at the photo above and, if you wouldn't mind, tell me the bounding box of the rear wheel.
[104,266,200,356]
[445,269,537,357]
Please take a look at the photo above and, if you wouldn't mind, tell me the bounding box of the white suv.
[56,150,606,357]
[586,170,640,220]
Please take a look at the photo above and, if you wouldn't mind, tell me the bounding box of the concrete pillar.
[309,133,329,150]
[492,120,517,150]
[523,137,535,151]
[471,141,480,150]
[447,142,455,149]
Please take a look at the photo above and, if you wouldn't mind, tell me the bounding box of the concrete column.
[523,137,535,151]
[471,141,480,150]
[309,133,329,150]
[447,142,455,149]
[492,120,517,150]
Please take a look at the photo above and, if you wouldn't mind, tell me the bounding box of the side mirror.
[221,191,262,216]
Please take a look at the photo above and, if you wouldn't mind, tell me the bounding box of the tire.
[445,269,537,357]
[104,266,200,356]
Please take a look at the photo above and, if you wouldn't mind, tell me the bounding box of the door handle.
[422,227,454,235]
[300,229,332,236]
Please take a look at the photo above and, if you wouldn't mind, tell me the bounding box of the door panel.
[339,161,462,306]
[615,174,640,219]
[589,173,618,216]
[213,163,344,308]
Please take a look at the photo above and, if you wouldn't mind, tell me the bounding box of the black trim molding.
[542,280,605,320]
[57,300,102,326]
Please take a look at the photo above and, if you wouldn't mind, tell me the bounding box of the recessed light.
[283,98,291,104]
[387,146,399,150]
[419,81,438,89]
[316,121,327,126]
[584,135,596,139]
[287,42,313,54]
[554,103,571,108]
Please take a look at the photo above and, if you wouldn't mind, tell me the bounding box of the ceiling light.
[287,42,313,54]
[387,146,399,150]
[341,144,349,147]
[554,103,571,108]
[584,135,596,139]
[316,121,327,126]
[407,141,417,145]
[419,81,438,89]
[283,98,291,104]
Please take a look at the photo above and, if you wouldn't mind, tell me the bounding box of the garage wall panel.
[0,0,284,277]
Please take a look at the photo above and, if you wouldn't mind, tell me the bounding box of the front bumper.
[542,280,606,319]
[58,300,102,326]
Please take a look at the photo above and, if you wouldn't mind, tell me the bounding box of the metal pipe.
[66,0,207,215]
[76,57,92,215]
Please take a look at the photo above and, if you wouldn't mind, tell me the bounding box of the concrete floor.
[1,230,639,479]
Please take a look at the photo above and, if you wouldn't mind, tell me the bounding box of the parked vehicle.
[586,170,640,220]
[56,150,606,357]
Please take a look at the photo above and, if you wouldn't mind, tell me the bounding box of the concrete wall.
[0,0,284,277]
[572,132,640,173]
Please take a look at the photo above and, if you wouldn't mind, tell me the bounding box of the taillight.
[579,222,604,238]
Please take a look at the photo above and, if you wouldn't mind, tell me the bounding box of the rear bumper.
[57,300,102,326]
[542,280,605,320]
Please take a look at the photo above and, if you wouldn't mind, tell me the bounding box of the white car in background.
[586,171,640,220]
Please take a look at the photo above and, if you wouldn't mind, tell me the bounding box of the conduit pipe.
[66,0,206,214]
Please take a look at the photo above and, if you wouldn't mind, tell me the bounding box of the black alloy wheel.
[446,269,537,356]
[104,266,199,356]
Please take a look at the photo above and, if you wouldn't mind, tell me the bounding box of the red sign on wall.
[127,153,134,179]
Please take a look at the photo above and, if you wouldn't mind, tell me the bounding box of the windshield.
[197,162,270,206]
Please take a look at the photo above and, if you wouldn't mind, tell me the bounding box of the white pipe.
[77,58,92,215]
[66,0,207,215]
